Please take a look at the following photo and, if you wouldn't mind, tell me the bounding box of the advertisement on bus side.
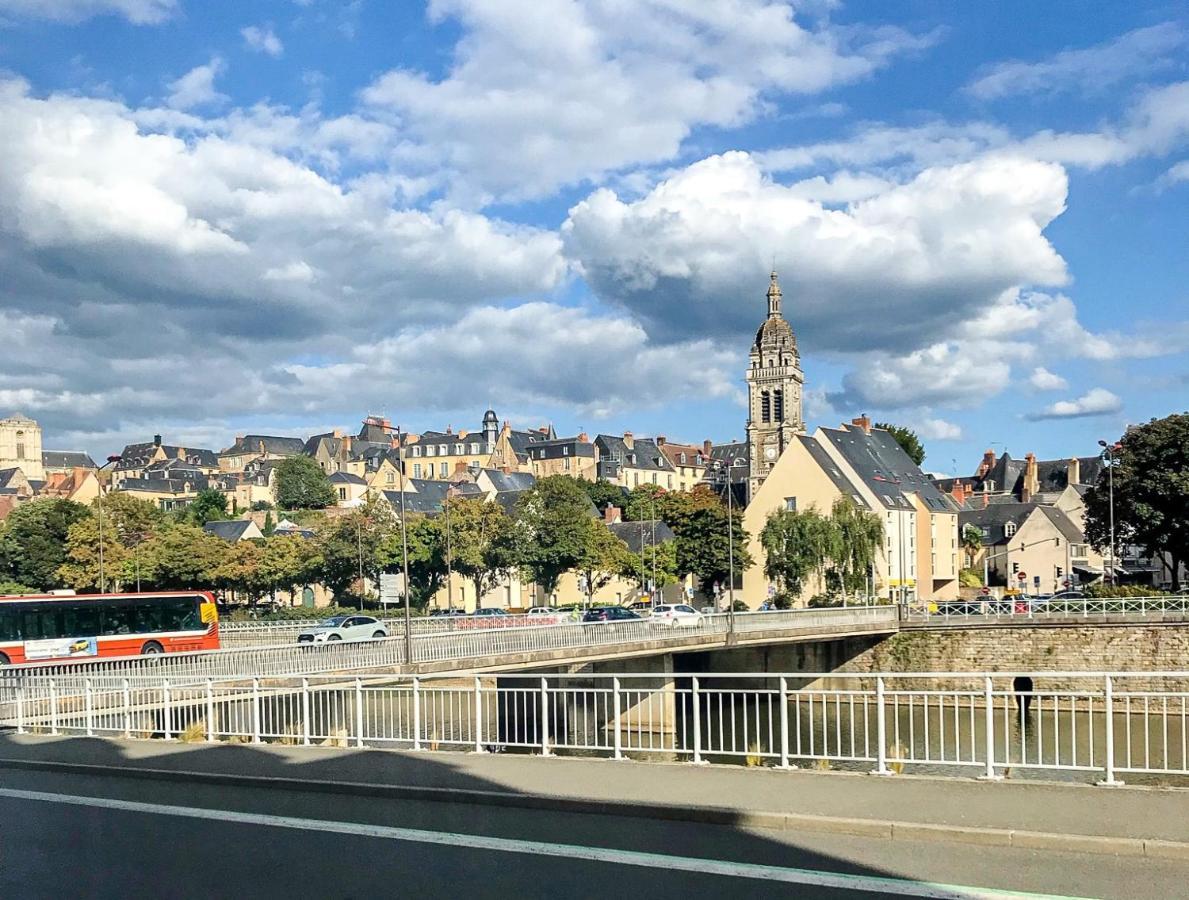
[25,637,99,660]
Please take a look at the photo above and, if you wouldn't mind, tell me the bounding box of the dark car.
[581,607,642,624]
[428,608,466,617]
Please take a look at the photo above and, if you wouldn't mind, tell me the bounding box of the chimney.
[446,425,452,435]
[454,460,467,474]
[1067,457,1080,487]
[153,434,162,447]
[333,429,343,439]
[703,439,713,457]
[850,415,872,435]
[977,450,995,478]
[603,505,622,524]
[458,430,469,439]
[623,431,635,450]
[577,432,589,443]
[656,435,666,447]
[1022,452,1039,504]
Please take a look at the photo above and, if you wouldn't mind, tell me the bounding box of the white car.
[650,604,703,628]
[526,606,557,617]
[297,615,387,644]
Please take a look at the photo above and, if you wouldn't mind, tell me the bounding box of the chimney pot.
[1067,457,1081,486]
[577,432,589,443]
[656,435,666,447]
[703,439,713,456]
[623,431,635,450]
[153,434,162,447]
[851,415,872,435]
[603,505,622,524]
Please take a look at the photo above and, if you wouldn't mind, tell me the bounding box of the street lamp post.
[722,458,747,635]
[95,455,122,593]
[1098,440,1118,587]
[396,427,412,665]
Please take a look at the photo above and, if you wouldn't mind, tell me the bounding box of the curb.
[0,754,1182,859]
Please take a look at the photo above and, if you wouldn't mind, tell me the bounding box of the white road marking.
[0,786,1087,900]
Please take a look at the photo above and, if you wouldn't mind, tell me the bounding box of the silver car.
[297,615,387,644]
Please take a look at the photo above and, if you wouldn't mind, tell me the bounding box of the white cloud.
[166,58,228,110]
[0,0,175,23]
[966,23,1186,101]
[1158,159,1189,190]
[831,344,1010,411]
[917,418,963,441]
[564,152,1069,350]
[360,0,935,199]
[1028,367,1068,391]
[1028,388,1123,420]
[241,24,284,58]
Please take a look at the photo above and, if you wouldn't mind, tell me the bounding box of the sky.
[0,0,1186,474]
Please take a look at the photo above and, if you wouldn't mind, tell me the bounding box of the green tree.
[0,581,35,596]
[761,506,839,601]
[829,497,883,599]
[575,477,627,512]
[514,475,599,596]
[622,483,667,522]
[617,527,679,595]
[259,534,321,604]
[138,524,227,591]
[874,422,926,466]
[262,511,276,536]
[573,521,634,605]
[0,498,91,589]
[274,455,336,510]
[378,514,447,610]
[59,494,167,591]
[444,496,519,602]
[654,486,751,594]
[182,488,229,525]
[315,497,396,603]
[212,539,267,603]
[1084,413,1189,591]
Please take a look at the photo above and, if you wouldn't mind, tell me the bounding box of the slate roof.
[608,520,677,554]
[1038,505,1084,545]
[797,435,867,505]
[116,441,218,470]
[203,520,259,542]
[219,435,306,458]
[480,469,536,492]
[383,480,483,516]
[302,433,342,457]
[42,450,97,470]
[707,442,750,479]
[0,468,26,490]
[595,435,675,472]
[328,471,366,485]
[819,427,957,513]
[493,489,528,515]
[959,502,1082,547]
[524,437,596,461]
[118,475,209,495]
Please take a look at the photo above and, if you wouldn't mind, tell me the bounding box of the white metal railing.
[6,670,1188,784]
[905,595,1189,624]
[0,607,897,684]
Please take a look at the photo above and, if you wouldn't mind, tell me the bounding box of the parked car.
[526,606,558,617]
[428,608,466,617]
[650,604,703,628]
[581,607,642,624]
[627,600,654,612]
[297,615,387,644]
[471,608,510,618]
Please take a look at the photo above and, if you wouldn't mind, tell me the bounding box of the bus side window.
[172,597,199,630]
[0,606,21,641]
[63,604,101,637]
[102,604,133,635]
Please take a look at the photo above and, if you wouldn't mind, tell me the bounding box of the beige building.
[0,413,44,481]
[595,433,678,489]
[656,438,712,492]
[112,436,218,488]
[405,410,542,482]
[39,467,100,505]
[218,435,305,473]
[525,434,598,480]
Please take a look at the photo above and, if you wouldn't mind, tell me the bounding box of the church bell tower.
[745,271,805,494]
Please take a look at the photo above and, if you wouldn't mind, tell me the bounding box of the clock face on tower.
[764,446,777,460]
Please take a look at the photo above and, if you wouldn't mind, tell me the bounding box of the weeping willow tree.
[830,497,884,601]
[760,507,840,601]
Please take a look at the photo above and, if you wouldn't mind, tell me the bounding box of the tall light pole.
[95,455,122,593]
[723,457,747,635]
[444,487,453,611]
[396,427,412,665]
[1098,440,1118,587]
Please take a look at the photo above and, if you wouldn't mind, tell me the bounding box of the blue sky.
[0,1,1186,473]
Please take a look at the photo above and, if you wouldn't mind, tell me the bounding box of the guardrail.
[7,670,1187,784]
[905,595,1189,624]
[0,606,898,684]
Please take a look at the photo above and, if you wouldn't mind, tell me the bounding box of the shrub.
[807,593,843,608]
[1084,583,1165,598]
[958,568,983,588]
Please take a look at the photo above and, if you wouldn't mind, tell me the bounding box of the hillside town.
[2,274,1180,612]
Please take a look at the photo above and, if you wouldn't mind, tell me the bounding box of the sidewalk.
[2,734,1187,853]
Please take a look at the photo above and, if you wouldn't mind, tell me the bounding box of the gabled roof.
[707,442,749,478]
[42,450,97,470]
[328,471,366,485]
[595,435,675,472]
[302,433,342,457]
[1037,505,1084,545]
[220,435,306,458]
[0,468,27,490]
[959,502,1081,546]
[797,435,867,506]
[118,475,209,495]
[608,520,677,553]
[819,426,956,512]
[480,469,536,492]
[202,520,261,542]
[116,442,217,470]
[524,437,596,460]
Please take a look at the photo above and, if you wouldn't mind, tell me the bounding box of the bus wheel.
[140,641,164,655]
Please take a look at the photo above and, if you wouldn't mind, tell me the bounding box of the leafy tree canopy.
[180,488,230,526]
[575,477,627,512]
[274,455,336,510]
[874,422,926,466]
[515,475,600,595]
[0,498,91,589]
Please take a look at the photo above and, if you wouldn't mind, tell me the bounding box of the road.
[1,765,1185,899]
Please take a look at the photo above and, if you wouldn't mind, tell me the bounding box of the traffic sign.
[1017,572,1027,581]
[379,573,404,606]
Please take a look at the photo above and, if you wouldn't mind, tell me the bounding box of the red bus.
[0,591,220,665]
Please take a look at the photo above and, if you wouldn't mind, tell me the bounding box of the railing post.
[84,678,94,737]
[612,677,623,760]
[123,678,131,738]
[50,679,59,735]
[162,678,173,740]
[539,676,551,756]
[473,676,485,753]
[301,678,311,746]
[691,676,704,764]
[412,677,422,750]
[871,677,889,775]
[979,676,1002,781]
[1098,675,1123,786]
[355,677,365,748]
[15,686,24,734]
[251,677,262,744]
[779,676,790,769]
[206,678,215,742]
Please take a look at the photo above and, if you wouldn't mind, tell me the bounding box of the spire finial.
[766,268,782,318]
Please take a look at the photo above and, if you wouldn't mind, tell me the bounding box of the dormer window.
[1004,522,1017,537]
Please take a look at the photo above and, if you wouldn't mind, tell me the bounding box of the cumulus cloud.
[1028,367,1068,391]
[0,0,175,23]
[166,58,228,110]
[241,24,284,58]
[360,0,934,199]
[917,418,963,441]
[1028,388,1123,420]
[564,151,1069,350]
[966,23,1186,100]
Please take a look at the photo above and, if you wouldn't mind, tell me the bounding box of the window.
[470,443,479,454]
[338,487,347,500]
[15,442,24,459]
[1004,522,1017,537]
[563,457,571,471]
[413,464,422,479]
[773,390,784,422]
[651,472,658,484]
[667,474,673,489]
[785,497,797,511]
[438,445,447,455]
[679,452,686,464]
[761,391,771,423]
[426,446,435,457]
[439,462,448,477]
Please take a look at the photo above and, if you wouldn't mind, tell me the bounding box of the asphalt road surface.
[0,766,1184,899]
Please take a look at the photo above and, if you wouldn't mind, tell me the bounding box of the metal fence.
[0,606,898,683]
[6,670,1187,784]
[905,595,1189,624]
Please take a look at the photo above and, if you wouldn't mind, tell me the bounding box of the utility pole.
[445,488,453,611]
[1098,440,1117,587]
[397,426,412,665]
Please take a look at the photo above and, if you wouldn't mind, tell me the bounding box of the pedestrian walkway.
[2,733,1187,851]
